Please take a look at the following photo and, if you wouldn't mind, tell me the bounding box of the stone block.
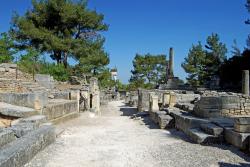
[0,129,16,148]
[234,124,250,133]
[0,92,48,110]
[0,125,55,167]
[35,74,55,89]
[187,128,222,144]
[42,99,78,121]
[225,128,250,150]
[221,95,240,109]
[51,91,70,100]
[158,115,174,129]
[162,93,170,107]
[234,117,250,125]
[20,115,47,125]
[0,102,37,118]
[171,111,210,133]
[10,122,39,138]
[210,117,234,128]
[149,94,159,112]
[200,123,223,136]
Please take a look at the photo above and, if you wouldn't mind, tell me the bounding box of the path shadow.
[118,104,250,164]
[218,162,250,167]
[119,105,159,129]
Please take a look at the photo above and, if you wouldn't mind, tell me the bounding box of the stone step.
[158,114,174,129]
[170,109,210,133]
[0,125,55,167]
[0,102,37,118]
[0,129,16,148]
[210,117,234,128]
[225,128,250,150]
[20,115,47,125]
[200,123,224,136]
[43,99,78,121]
[187,128,222,144]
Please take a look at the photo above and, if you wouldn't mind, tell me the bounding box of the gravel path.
[26,101,250,167]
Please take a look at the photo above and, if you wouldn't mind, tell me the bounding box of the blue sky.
[0,0,249,83]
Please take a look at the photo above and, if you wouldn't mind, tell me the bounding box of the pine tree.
[182,33,227,87]
[0,33,17,63]
[130,54,167,88]
[182,42,207,86]
[10,0,108,68]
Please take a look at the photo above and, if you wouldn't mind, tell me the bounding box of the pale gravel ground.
[26,101,250,167]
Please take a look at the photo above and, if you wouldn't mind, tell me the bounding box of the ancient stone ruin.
[0,63,101,166]
[126,51,250,152]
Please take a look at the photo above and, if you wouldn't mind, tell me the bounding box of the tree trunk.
[63,52,68,68]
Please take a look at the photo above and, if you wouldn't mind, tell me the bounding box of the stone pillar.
[169,92,177,107]
[137,89,142,112]
[162,92,170,107]
[242,70,249,96]
[149,93,159,112]
[169,47,174,78]
[70,90,80,113]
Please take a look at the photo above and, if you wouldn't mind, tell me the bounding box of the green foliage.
[129,53,167,89]
[205,33,227,77]
[18,48,40,74]
[231,40,241,57]
[0,33,17,63]
[182,33,227,87]
[96,69,116,89]
[182,42,207,86]
[18,48,71,81]
[11,0,108,67]
[219,49,250,90]
[39,63,71,81]
[76,39,109,75]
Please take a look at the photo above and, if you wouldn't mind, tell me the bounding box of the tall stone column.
[242,70,249,95]
[169,47,174,78]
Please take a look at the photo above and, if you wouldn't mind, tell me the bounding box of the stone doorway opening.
[90,94,93,109]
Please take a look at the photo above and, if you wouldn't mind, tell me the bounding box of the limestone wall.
[0,92,48,111]
[137,89,200,112]
[193,92,250,118]
[0,63,32,80]
[0,80,26,93]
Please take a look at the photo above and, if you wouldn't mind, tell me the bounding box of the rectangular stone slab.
[200,123,223,136]
[234,117,250,125]
[234,124,250,133]
[225,128,250,150]
[0,125,55,167]
[0,102,37,118]
[0,129,16,148]
[187,128,221,144]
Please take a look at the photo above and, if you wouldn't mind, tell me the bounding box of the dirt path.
[26,101,250,167]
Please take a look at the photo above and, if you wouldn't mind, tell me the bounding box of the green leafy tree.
[18,48,40,75]
[76,39,109,75]
[0,33,17,63]
[205,33,227,78]
[39,63,71,81]
[219,49,250,90]
[182,42,207,86]
[231,40,241,57]
[11,0,108,68]
[96,68,116,88]
[130,53,167,89]
[182,33,227,87]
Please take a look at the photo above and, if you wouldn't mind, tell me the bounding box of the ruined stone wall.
[193,91,250,117]
[137,89,200,112]
[0,79,27,93]
[0,63,32,80]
